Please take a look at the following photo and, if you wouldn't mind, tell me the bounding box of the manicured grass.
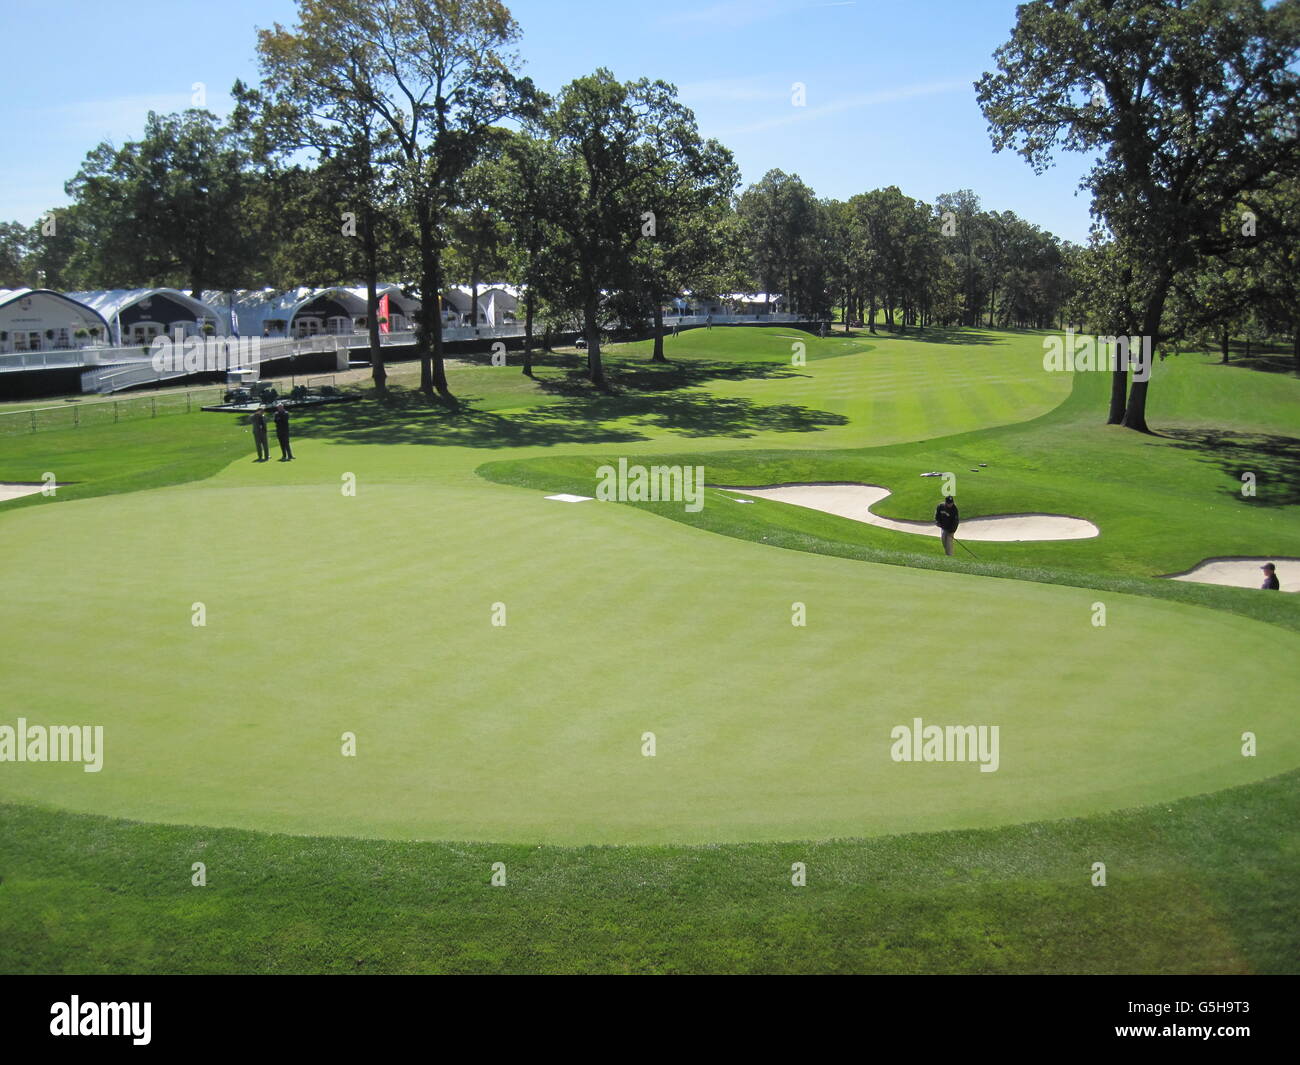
[482,342,1300,629]
[1,324,1296,973]
[2,473,1294,843]
[2,769,1296,973]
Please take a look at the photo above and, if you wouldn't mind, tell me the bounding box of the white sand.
[1165,557,1300,593]
[545,493,593,503]
[0,483,59,502]
[721,483,1099,542]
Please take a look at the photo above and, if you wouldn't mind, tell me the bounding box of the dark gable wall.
[295,296,351,321]
[118,295,202,327]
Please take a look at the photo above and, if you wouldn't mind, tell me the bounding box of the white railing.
[0,346,131,371]
[663,313,798,325]
[439,323,524,341]
[0,350,87,370]
[82,361,179,394]
[80,332,369,393]
[1,342,217,372]
[36,317,781,392]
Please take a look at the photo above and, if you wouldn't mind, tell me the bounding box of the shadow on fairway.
[294,359,847,448]
[1160,428,1300,506]
[863,327,1007,346]
[1227,354,1300,376]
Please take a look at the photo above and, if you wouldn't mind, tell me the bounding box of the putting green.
[1,329,1295,845]
[0,455,1294,844]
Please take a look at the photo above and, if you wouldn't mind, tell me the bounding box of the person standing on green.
[935,495,959,557]
[251,407,270,462]
[273,402,294,461]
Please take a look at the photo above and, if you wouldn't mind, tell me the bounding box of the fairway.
[1,329,1296,846]
[6,0,1300,990]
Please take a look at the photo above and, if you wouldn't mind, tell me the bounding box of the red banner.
[378,293,390,333]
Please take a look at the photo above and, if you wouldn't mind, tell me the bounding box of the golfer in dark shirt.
[274,403,293,461]
[1261,562,1280,590]
[935,495,959,556]
[251,408,270,462]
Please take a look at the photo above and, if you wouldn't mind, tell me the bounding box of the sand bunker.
[0,482,59,503]
[1164,557,1300,593]
[720,483,1099,542]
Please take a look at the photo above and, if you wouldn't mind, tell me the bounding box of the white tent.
[0,288,113,353]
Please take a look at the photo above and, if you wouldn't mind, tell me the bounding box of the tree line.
[1,0,1295,425]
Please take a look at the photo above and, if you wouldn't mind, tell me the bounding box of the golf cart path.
[720,482,1100,542]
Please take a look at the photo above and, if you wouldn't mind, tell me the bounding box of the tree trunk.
[1106,360,1128,424]
[470,275,479,333]
[429,253,450,399]
[416,198,435,395]
[651,301,666,362]
[413,194,451,400]
[362,210,385,392]
[522,289,535,377]
[1293,322,1299,373]
[868,292,877,334]
[366,279,384,393]
[1220,326,1230,364]
[1120,271,1172,433]
[584,292,604,387]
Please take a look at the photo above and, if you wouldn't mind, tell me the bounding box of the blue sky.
[0,0,1098,241]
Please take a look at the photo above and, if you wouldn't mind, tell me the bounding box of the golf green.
[1,328,1295,845]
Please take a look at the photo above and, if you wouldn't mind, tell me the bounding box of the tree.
[244,13,410,391]
[445,145,515,338]
[64,109,262,296]
[260,0,532,402]
[1243,176,1300,370]
[541,70,711,386]
[627,101,737,362]
[978,0,1300,430]
[936,190,984,326]
[737,170,821,316]
[494,129,564,375]
[0,221,31,287]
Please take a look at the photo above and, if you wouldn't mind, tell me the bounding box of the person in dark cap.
[250,406,270,462]
[935,494,959,556]
[1261,562,1280,591]
[274,402,294,461]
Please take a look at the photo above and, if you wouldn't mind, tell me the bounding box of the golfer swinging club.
[935,494,959,556]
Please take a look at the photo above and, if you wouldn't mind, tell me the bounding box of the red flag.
[378,293,390,333]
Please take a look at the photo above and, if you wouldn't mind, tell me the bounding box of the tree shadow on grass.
[865,326,1006,346]
[1227,354,1299,376]
[293,356,846,449]
[1159,428,1300,506]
